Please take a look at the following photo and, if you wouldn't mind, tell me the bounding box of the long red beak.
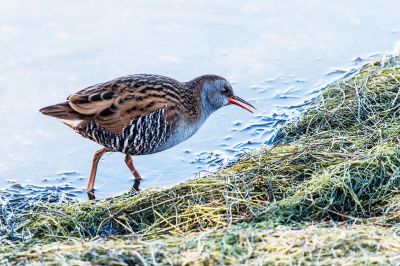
[228,96,256,113]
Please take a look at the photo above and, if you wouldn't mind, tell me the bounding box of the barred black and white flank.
[40,74,255,194]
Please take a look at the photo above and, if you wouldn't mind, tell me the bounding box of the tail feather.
[39,102,86,128]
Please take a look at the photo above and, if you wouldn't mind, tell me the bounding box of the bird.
[39,74,255,194]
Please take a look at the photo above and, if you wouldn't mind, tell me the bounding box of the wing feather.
[67,75,184,133]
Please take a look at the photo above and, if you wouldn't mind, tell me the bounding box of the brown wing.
[68,75,187,133]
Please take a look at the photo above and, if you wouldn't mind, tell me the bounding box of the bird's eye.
[221,86,229,94]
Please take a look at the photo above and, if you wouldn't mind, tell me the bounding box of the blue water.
[0,0,399,199]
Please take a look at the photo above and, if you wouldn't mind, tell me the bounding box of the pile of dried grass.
[4,224,400,265]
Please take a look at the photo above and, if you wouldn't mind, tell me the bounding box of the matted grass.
[1,56,400,264]
[4,224,400,265]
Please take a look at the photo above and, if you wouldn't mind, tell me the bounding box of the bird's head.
[191,75,255,116]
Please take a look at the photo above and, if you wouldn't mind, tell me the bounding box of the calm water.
[0,0,399,199]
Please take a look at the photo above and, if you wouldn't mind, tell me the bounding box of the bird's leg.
[87,148,109,193]
[130,179,141,194]
[124,154,142,180]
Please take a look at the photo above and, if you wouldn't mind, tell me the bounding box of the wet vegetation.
[1,56,400,264]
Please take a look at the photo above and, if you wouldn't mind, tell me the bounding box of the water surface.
[1,0,399,199]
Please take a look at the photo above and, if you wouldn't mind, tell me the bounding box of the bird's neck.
[186,79,215,123]
[199,91,215,121]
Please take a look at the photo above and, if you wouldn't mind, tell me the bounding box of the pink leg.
[87,148,108,192]
[125,154,142,180]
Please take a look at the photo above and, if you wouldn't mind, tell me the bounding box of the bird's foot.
[87,189,96,200]
[128,179,141,196]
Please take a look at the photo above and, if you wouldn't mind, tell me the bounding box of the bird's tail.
[39,102,85,128]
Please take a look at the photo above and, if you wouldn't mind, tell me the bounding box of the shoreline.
[2,56,400,264]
